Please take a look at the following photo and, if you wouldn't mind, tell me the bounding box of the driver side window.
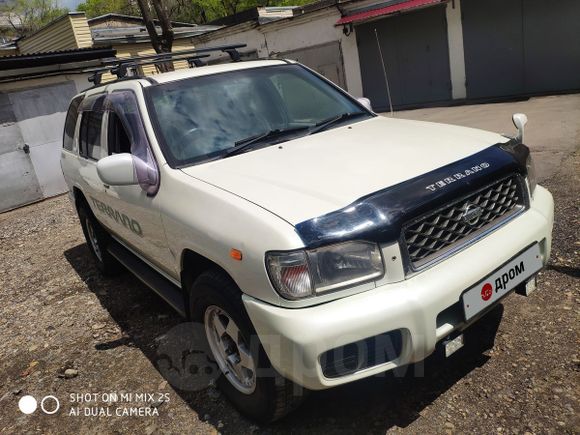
[107,112,132,155]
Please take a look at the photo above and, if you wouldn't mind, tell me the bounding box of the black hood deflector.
[295,141,529,248]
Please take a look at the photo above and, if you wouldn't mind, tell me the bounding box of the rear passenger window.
[79,111,104,160]
[63,96,83,151]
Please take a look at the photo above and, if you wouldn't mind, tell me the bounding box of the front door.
[98,91,176,278]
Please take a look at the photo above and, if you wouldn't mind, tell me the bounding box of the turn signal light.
[230,249,243,261]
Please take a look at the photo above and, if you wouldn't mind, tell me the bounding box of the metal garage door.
[356,5,452,110]
[0,93,43,212]
[462,0,580,99]
[280,41,347,89]
[0,81,77,212]
[522,0,580,93]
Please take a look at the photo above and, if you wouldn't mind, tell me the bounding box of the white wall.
[195,24,267,57]
[192,10,365,97]
[446,0,467,99]
[193,3,470,102]
[340,28,364,97]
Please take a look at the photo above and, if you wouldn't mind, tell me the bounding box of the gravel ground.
[0,152,578,435]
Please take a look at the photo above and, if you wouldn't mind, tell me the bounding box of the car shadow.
[64,242,503,434]
[546,263,579,279]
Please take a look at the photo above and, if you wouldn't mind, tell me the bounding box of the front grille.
[403,175,525,269]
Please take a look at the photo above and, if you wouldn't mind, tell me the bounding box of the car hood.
[180,116,510,225]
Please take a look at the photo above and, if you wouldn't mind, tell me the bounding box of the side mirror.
[97,153,138,186]
[357,97,373,112]
[512,113,528,142]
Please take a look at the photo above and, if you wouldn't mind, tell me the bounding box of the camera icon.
[18,395,60,415]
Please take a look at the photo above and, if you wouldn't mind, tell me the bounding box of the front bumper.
[243,185,554,390]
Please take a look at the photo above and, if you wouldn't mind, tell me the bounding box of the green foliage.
[1,0,69,37]
[171,0,314,23]
[75,0,314,24]
[77,0,138,18]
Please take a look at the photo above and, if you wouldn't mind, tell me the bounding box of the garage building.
[195,0,580,111]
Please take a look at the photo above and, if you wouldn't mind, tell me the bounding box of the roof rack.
[117,53,212,74]
[86,43,247,85]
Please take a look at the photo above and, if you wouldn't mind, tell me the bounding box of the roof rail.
[85,43,247,82]
[122,53,212,72]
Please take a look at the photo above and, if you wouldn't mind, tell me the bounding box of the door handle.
[22,144,30,154]
[103,184,110,189]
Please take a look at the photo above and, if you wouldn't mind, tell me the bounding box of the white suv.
[61,54,554,422]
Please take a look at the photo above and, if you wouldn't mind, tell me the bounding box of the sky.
[59,0,84,11]
[0,0,85,12]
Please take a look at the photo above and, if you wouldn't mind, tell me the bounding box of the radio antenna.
[374,28,394,117]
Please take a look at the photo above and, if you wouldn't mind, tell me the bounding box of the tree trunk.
[135,0,175,72]
[151,0,174,52]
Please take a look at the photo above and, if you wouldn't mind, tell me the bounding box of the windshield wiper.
[223,126,310,158]
[309,112,366,135]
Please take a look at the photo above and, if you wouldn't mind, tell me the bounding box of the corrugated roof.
[87,13,197,28]
[336,0,444,25]
[0,46,116,70]
[91,25,222,44]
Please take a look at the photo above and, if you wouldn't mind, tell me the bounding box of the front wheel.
[78,203,123,276]
[190,270,306,422]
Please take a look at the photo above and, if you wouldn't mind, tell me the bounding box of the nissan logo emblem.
[461,203,483,225]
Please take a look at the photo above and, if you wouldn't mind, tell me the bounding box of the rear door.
[61,95,84,195]
[76,95,109,213]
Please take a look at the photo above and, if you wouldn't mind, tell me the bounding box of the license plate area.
[443,333,464,357]
[462,244,542,321]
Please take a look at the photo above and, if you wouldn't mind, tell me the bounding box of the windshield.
[146,64,372,166]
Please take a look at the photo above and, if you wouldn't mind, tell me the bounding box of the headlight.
[526,153,537,195]
[266,241,384,300]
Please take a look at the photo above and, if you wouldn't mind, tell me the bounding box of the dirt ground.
[1,138,579,433]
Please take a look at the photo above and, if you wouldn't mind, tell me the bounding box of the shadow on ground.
[64,242,503,434]
[546,264,579,279]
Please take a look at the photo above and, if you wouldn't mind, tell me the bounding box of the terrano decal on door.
[90,196,143,237]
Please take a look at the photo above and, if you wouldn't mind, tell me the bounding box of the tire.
[78,202,123,276]
[189,269,306,422]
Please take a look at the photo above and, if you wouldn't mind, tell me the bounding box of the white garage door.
[0,81,77,212]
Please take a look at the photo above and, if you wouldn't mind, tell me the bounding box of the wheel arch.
[180,248,241,318]
[72,186,89,210]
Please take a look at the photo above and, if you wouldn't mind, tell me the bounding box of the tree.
[76,0,315,26]
[164,0,215,24]
[75,0,317,61]
[135,0,174,70]
[77,0,139,18]
[3,0,68,37]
